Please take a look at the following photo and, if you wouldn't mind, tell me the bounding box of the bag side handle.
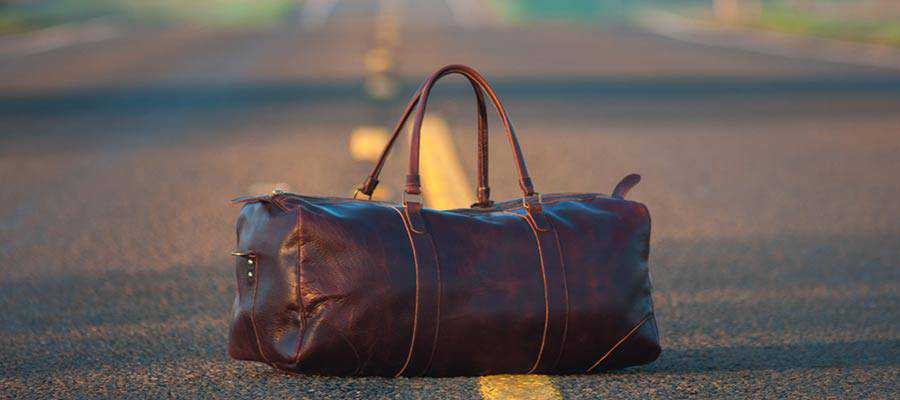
[357,71,493,206]
[406,64,535,200]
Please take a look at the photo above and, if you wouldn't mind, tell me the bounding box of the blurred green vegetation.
[489,0,605,22]
[487,0,899,47]
[3,0,897,48]
[489,0,707,23]
[748,3,900,47]
[0,0,298,34]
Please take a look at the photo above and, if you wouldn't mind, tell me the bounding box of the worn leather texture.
[228,65,660,377]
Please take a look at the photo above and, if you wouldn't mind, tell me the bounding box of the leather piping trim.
[501,210,550,374]
[391,206,420,377]
[548,218,570,371]
[266,192,615,211]
[393,205,442,377]
[420,232,442,376]
[403,203,427,234]
[585,313,654,373]
[319,319,363,375]
[249,255,271,365]
[292,206,305,365]
[523,200,551,232]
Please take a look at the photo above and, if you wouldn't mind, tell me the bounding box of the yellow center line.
[348,126,392,200]
[478,375,563,400]
[349,126,390,161]
[352,4,562,398]
[349,115,476,208]
[417,115,473,209]
[364,0,401,99]
[419,119,562,398]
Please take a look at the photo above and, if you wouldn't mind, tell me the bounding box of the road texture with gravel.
[1,0,898,398]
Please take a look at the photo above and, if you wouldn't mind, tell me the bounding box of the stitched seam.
[404,205,427,234]
[232,218,243,304]
[483,195,598,211]
[530,231,550,374]
[249,256,271,365]
[524,206,552,232]
[420,229,442,376]
[391,206,420,377]
[320,319,362,376]
[585,313,653,373]
[548,218,570,371]
[502,211,550,374]
[232,258,241,305]
[292,208,305,364]
[358,342,378,374]
[269,194,601,211]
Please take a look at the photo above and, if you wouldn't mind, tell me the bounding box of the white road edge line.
[637,10,900,71]
[0,17,121,58]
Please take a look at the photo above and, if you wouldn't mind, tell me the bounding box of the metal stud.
[247,271,254,278]
[247,258,254,265]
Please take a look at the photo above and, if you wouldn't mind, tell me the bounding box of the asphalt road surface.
[2,1,898,398]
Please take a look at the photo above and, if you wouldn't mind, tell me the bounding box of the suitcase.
[228,64,660,376]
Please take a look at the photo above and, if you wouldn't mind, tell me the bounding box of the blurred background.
[1,1,898,398]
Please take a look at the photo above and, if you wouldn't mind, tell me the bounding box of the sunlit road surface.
[2,0,899,398]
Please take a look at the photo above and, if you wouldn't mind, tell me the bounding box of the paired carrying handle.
[357,67,494,206]
[358,64,536,206]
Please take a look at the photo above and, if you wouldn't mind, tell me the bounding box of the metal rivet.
[247,271,254,278]
[247,259,254,265]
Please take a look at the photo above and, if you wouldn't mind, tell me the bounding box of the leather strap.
[585,313,654,372]
[359,73,493,207]
[520,202,569,373]
[393,203,442,377]
[360,64,537,207]
[612,174,641,199]
[407,65,535,198]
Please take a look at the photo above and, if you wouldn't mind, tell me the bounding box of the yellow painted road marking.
[349,116,477,208]
[356,1,559,398]
[478,375,563,400]
[374,0,401,48]
[349,126,389,161]
[349,126,392,200]
[365,47,394,73]
[418,115,473,210]
[364,0,401,99]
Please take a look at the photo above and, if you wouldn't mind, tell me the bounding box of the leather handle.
[358,72,493,206]
[407,64,535,199]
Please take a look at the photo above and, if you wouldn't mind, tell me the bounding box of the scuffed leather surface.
[229,192,660,376]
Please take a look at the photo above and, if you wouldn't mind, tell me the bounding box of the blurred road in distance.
[1,0,898,398]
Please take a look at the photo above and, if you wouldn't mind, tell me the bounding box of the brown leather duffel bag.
[228,64,660,377]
